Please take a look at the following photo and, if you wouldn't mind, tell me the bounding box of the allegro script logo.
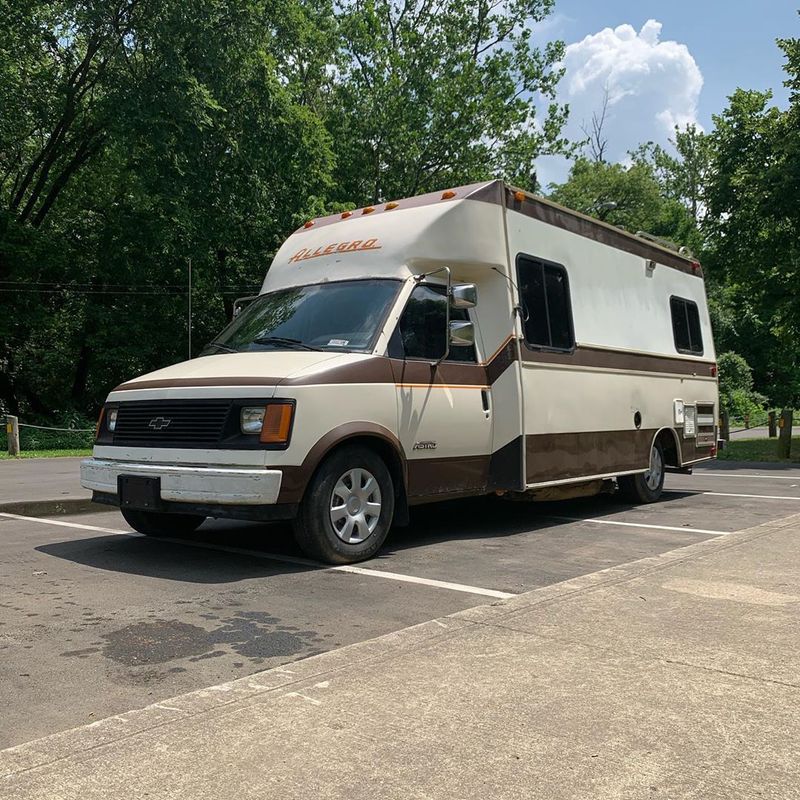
[288,238,382,263]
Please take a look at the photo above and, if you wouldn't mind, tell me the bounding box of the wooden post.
[768,411,777,438]
[720,409,730,442]
[777,409,793,460]
[6,415,20,456]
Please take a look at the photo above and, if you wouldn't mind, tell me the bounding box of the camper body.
[82,180,718,563]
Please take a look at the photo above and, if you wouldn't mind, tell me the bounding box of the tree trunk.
[777,409,793,459]
[768,411,777,437]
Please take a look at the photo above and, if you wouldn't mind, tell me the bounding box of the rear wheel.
[292,445,394,564]
[617,439,665,503]
[121,508,205,537]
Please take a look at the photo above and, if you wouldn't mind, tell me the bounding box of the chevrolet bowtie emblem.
[148,417,172,431]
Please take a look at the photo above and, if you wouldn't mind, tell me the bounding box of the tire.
[617,439,665,504]
[292,445,395,564]
[121,508,205,537]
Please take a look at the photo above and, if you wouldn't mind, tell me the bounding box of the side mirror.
[450,283,477,309]
[449,320,475,347]
[232,295,260,318]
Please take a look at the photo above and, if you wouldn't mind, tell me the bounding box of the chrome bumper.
[80,458,283,505]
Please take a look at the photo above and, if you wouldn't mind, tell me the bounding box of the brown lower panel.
[525,429,659,485]
[406,455,489,503]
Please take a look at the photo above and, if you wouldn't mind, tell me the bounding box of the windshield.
[203,279,402,355]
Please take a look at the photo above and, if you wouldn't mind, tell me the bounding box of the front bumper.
[80,458,283,505]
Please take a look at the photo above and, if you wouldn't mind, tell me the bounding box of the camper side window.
[670,297,703,355]
[516,256,574,351]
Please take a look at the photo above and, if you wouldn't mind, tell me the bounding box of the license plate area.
[118,475,161,510]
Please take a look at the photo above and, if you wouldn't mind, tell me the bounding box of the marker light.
[441,190,456,200]
[341,211,352,219]
[385,202,399,210]
[362,206,375,214]
[259,403,294,445]
[514,191,525,202]
[95,408,106,439]
[107,408,118,432]
[303,221,314,229]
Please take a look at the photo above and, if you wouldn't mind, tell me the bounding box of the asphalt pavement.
[2,459,800,797]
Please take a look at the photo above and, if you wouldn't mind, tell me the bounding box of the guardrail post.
[777,409,793,459]
[768,411,777,438]
[720,409,730,442]
[6,415,20,456]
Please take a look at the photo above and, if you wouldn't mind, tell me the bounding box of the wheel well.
[317,435,409,526]
[654,427,681,467]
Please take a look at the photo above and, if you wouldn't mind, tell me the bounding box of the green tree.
[717,351,767,420]
[327,0,571,205]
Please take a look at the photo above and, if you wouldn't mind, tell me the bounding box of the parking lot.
[2,460,800,750]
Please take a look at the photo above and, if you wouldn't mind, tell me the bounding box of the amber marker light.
[362,206,375,214]
[341,211,352,219]
[441,190,456,200]
[303,221,314,229]
[514,191,525,202]
[385,202,399,210]
[259,402,295,445]
[94,407,105,440]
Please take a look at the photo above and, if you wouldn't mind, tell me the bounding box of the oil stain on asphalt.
[68,612,325,668]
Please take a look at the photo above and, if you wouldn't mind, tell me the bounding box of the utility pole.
[6,415,19,456]
[188,257,192,359]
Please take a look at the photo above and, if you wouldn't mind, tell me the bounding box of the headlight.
[107,408,119,432]
[241,407,266,434]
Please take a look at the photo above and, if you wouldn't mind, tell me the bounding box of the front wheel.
[617,439,665,503]
[292,446,395,564]
[121,508,205,537]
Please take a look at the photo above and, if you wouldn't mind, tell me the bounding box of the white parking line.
[0,512,515,600]
[544,515,729,536]
[666,490,800,502]
[695,472,800,481]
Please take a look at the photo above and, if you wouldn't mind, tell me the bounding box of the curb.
[3,510,799,779]
[0,498,101,517]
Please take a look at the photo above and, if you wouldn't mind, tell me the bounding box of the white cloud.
[537,20,703,188]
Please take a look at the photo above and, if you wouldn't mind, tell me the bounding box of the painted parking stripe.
[0,512,515,600]
[544,515,729,536]
[695,472,800,481]
[666,490,800,502]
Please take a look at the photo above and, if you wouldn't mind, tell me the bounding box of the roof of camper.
[292,179,702,278]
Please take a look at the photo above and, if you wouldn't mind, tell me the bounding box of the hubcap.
[329,468,382,544]
[644,445,664,491]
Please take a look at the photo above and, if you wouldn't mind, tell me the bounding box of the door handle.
[481,389,490,414]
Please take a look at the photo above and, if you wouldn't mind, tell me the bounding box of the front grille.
[113,400,232,446]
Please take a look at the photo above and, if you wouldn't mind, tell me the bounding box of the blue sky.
[536,1,798,185]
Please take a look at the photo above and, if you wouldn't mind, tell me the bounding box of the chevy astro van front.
[82,180,718,564]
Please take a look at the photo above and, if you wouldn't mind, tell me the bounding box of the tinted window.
[395,284,476,362]
[670,297,703,354]
[203,279,401,355]
[517,256,574,350]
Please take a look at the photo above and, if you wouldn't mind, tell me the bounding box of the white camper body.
[82,180,718,563]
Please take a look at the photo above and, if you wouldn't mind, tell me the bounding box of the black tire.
[292,445,395,564]
[617,439,665,503]
[121,508,205,537]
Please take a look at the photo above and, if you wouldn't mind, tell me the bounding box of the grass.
[0,448,92,460]
[718,437,800,463]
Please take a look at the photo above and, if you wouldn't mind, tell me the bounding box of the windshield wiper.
[252,336,321,351]
[206,341,237,353]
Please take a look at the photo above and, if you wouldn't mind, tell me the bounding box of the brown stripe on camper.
[501,186,702,277]
[520,345,716,377]
[525,429,659,485]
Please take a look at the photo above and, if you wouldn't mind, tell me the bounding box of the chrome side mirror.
[449,320,475,347]
[450,283,477,309]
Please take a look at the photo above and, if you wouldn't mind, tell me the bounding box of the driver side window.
[390,284,476,362]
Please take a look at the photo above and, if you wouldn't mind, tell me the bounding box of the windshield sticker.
[327,338,349,347]
[288,238,382,263]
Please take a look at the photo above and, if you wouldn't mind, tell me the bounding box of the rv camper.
[82,180,719,564]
